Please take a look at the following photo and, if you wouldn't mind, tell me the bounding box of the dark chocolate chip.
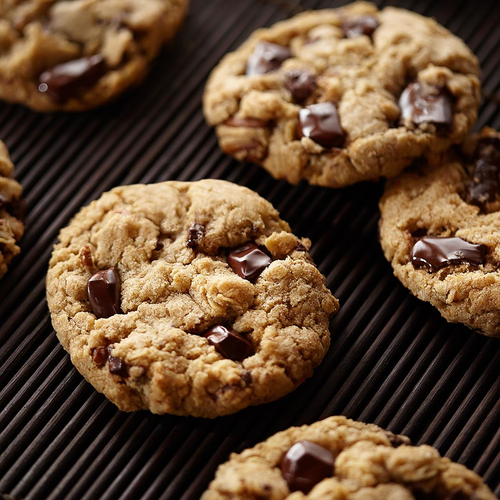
[87,267,122,319]
[246,41,292,76]
[399,82,452,127]
[386,433,410,448]
[225,117,268,128]
[187,222,206,249]
[298,102,345,149]
[281,440,334,493]
[38,54,106,101]
[228,242,272,281]
[204,325,254,362]
[284,70,317,102]
[108,355,128,377]
[467,159,500,208]
[91,347,108,366]
[412,236,486,272]
[154,240,164,252]
[343,15,379,38]
[80,245,94,269]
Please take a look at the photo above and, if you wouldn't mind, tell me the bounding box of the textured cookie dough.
[379,128,500,337]
[0,141,24,280]
[203,2,480,188]
[46,179,338,418]
[0,0,189,112]
[202,416,495,499]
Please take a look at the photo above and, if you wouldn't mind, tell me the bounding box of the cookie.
[0,141,24,280]
[203,2,480,188]
[46,179,339,418]
[379,128,500,337]
[0,0,189,112]
[202,416,495,499]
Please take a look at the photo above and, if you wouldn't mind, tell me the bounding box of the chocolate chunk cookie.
[379,128,500,337]
[46,180,338,417]
[202,416,495,499]
[203,2,480,188]
[0,141,24,280]
[0,0,188,112]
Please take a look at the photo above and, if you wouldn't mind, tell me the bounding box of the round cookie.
[202,416,495,499]
[379,128,500,337]
[0,141,24,280]
[203,1,480,188]
[0,0,189,112]
[46,179,339,418]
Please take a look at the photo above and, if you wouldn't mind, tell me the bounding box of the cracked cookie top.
[46,179,338,417]
[203,2,480,188]
[379,128,500,337]
[0,141,24,280]
[0,0,188,112]
[202,416,496,499]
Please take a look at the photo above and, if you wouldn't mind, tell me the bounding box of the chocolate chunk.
[343,15,380,38]
[298,102,345,149]
[91,347,108,366]
[246,42,292,76]
[87,267,122,319]
[285,70,316,102]
[108,355,128,377]
[204,325,254,362]
[467,159,500,208]
[187,223,206,249]
[281,440,334,493]
[80,245,94,269]
[225,117,268,128]
[38,54,106,101]
[154,240,164,252]
[228,242,272,281]
[399,82,452,127]
[412,236,486,272]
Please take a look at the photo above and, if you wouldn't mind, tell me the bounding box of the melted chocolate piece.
[225,117,268,128]
[399,82,452,127]
[108,355,128,377]
[412,237,486,272]
[298,102,345,149]
[284,70,317,102]
[87,267,122,319]
[38,55,106,101]
[228,242,272,281]
[467,159,500,208]
[204,325,254,362]
[281,440,334,493]
[246,42,292,76]
[343,15,380,38]
[187,223,206,249]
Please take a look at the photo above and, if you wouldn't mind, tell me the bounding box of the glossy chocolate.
[204,325,254,362]
[108,355,128,377]
[246,42,292,76]
[343,15,380,38]
[284,70,317,102]
[187,222,206,249]
[87,267,122,319]
[399,82,452,127]
[228,242,272,281]
[39,54,106,101]
[412,236,486,272]
[298,102,345,149]
[281,440,334,493]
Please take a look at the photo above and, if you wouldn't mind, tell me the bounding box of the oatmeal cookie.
[46,179,338,417]
[0,0,189,112]
[203,2,480,188]
[379,128,500,337]
[202,416,495,499]
[0,141,24,280]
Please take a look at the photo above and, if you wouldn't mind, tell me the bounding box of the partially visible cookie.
[202,416,495,499]
[0,0,189,112]
[0,142,24,280]
[379,128,500,337]
[203,2,480,188]
[46,179,339,418]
